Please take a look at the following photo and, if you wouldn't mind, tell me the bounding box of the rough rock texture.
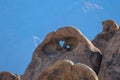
[92,20,119,52]
[1,20,120,80]
[92,20,120,80]
[22,27,102,80]
[37,60,98,80]
[0,72,21,80]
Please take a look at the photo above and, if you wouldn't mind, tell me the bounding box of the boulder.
[36,60,98,80]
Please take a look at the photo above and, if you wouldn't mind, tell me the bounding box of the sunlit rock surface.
[22,27,102,80]
[0,20,120,80]
[37,60,98,80]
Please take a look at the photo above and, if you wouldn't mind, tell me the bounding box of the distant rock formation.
[92,20,120,80]
[92,20,119,52]
[0,20,119,80]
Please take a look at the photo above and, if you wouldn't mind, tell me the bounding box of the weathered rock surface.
[92,20,120,80]
[37,60,98,80]
[92,20,119,52]
[22,27,102,80]
[0,72,21,80]
[1,20,120,80]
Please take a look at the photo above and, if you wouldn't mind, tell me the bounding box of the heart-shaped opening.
[42,37,78,55]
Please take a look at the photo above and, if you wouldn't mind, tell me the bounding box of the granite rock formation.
[22,27,102,80]
[92,20,120,80]
[92,20,119,52]
[0,20,119,80]
[37,60,98,80]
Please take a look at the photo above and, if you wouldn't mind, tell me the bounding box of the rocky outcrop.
[0,20,120,80]
[92,20,120,80]
[22,27,102,80]
[92,20,119,52]
[0,72,21,80]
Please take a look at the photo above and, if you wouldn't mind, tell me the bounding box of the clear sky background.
[0,0,120,75]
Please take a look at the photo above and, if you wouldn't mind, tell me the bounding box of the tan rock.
[92,20,120,80]
[22,27,102,80]
[92,20,119,52]
[102,20,119,33]
[36,60,98,80]
[0,72,21,80]
[98,28,120,80]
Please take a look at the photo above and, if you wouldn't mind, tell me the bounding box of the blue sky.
[0,0,120,75]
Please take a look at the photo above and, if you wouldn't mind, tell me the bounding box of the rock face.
[0,72,21,80]
[92,20,120,80]
[0,20,120,80]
